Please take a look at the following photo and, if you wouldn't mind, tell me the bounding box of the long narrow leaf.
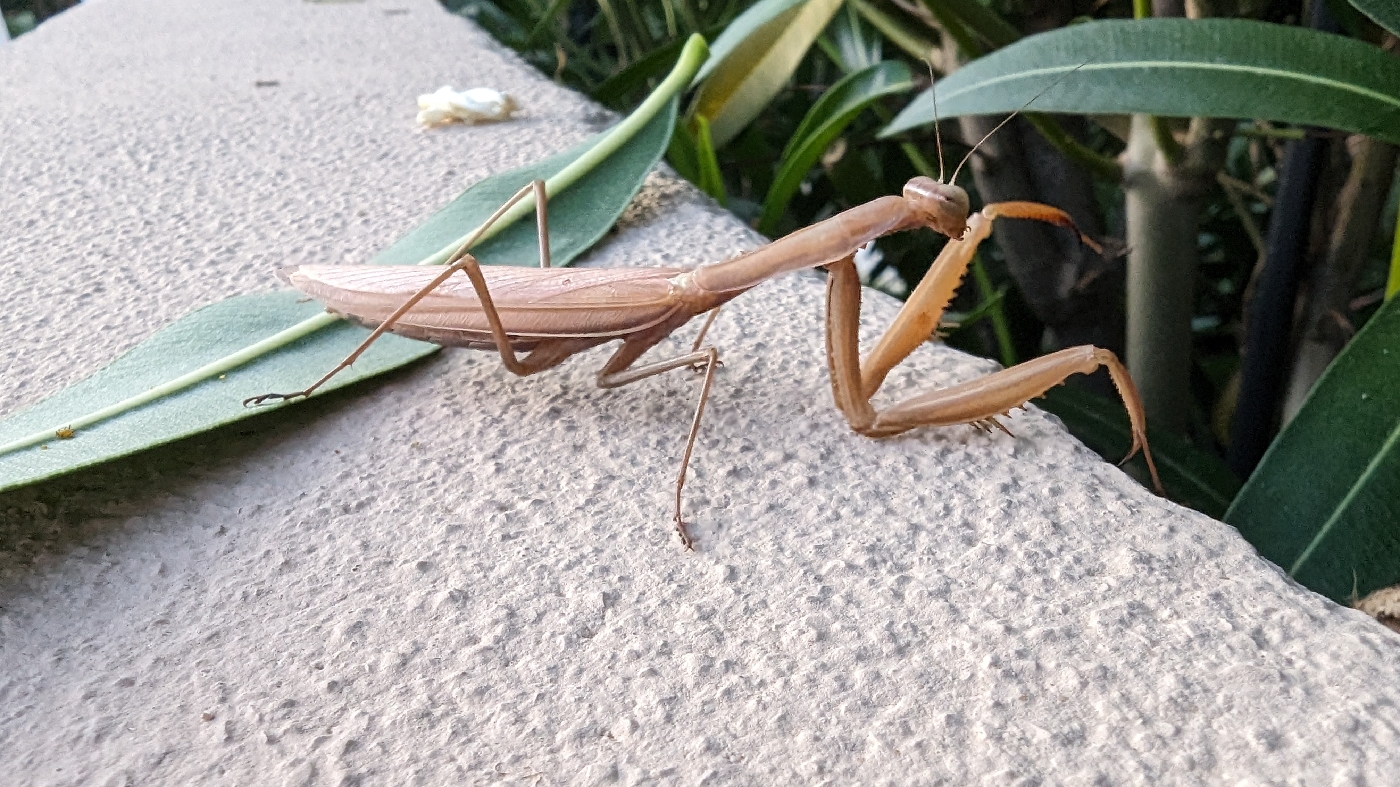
[847,0,937,63]
[694,0,809,83]
[691,0,845,147]
[882,19,1400,145]
[1225,297,1400,603]
[0,297,435,493]
[692,115,728,205]
[757,61,914,235]
[926,0,1019,49]
[0,38,708,493]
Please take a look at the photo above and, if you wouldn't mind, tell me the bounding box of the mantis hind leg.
[823,207,1162,493]
[596,336,722,550]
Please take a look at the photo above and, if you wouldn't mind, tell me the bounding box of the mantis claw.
[673,515,697,550]
[242,391,307,408]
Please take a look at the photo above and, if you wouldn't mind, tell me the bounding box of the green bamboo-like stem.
[1023,113,1123,182]
[1123,113,1198,434]
[0,35,711,460]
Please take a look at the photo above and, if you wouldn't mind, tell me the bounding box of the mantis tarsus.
[247,165,1162,549]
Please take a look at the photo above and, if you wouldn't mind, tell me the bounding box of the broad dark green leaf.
[758,61,914,235]
[691,0,845,147]
[1038,385,1242,519]
[882,19,1400,145]
[1225,297,1400,603]
[1351,0,1400,37]
[0,99,680,494]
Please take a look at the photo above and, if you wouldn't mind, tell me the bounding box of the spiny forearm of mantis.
[0,36,710,459]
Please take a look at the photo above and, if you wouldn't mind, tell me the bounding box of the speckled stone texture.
[2,1,1398,784]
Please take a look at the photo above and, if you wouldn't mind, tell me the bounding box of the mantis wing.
[286,265,690,344]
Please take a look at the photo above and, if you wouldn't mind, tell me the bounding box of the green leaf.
[846,0,937,63]
[666,119,702,183]
[826,2,882,72]
[1225,297,1400,603]
[1350,0,1400,37]
[594,27,725,108]
[691,0,846,148]
[924,0,1019,49]
[692,115,729,205]
[694,0,808,83]
[757,60,914,235]
[882,19,1400,145]
[1037,385,1242,520]
[0,37,708,494]
[0,296,435,493]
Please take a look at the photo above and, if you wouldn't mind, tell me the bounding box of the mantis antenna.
[947,61,1092,187]
[926,54,946,183]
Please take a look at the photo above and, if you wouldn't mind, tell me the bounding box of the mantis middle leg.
[824,204,1162,492]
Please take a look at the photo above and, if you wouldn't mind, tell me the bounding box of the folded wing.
[287,264,688,344]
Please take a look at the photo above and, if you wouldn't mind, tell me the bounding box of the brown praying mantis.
[246,125,1161,549]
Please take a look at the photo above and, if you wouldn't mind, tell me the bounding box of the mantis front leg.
[824,204,1162,492]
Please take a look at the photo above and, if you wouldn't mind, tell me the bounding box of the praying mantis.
[247,143,1161,549]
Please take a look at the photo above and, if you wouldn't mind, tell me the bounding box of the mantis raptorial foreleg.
[823,207,1160,489]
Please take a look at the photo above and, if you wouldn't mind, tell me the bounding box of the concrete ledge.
[2,1,1398,784]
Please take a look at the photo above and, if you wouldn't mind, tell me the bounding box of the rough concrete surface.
[1,1,1398,784]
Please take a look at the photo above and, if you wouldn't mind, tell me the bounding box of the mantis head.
[904,176,970,240]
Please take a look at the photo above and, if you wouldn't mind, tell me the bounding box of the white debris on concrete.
[416,85,517,128]
[1,1,1398,785]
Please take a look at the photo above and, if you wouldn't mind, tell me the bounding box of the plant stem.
[970,256,1017,368]
[1283,136,1398,422]
[1124,113,1198,434]
[1023,114,1123,182]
